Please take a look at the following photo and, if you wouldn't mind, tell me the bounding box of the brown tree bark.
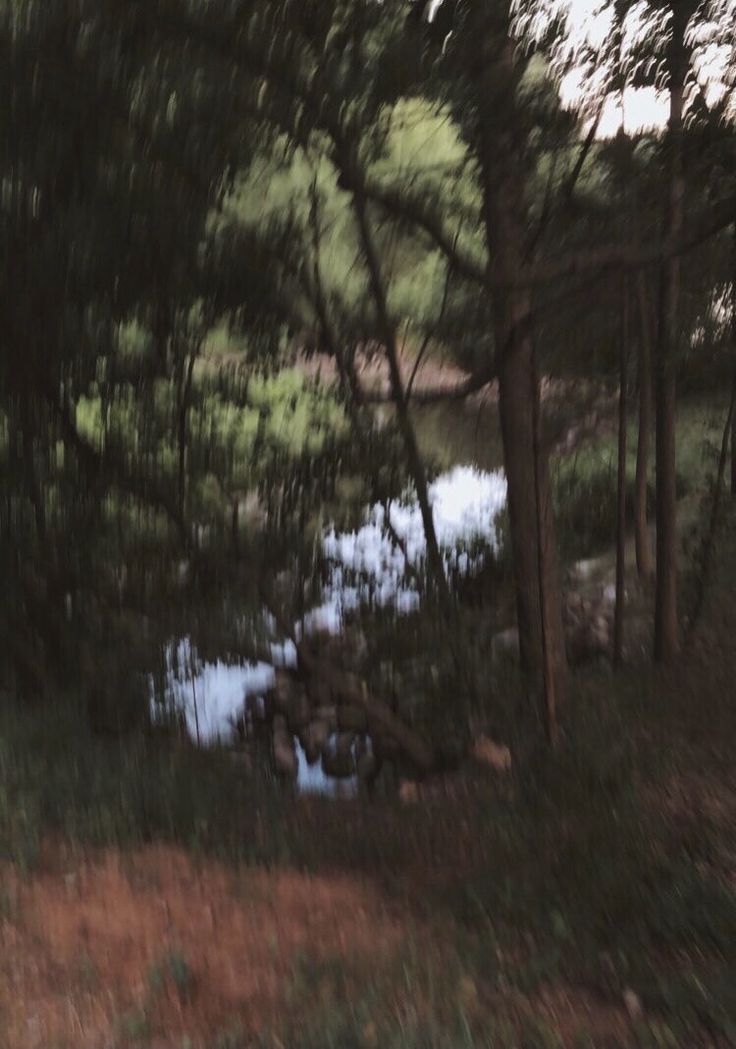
[177,349,198,521]
[635,272,654,580]
[689,374,736,632]
[496,330,565,698]
[654,16,688,664]
[613,279,629,668]
[478,23,567,703]
[731,224,736,497]
[531,352,561,742]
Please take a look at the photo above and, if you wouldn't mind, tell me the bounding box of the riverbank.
[2,549,735,1048]
[3,387,735,1048]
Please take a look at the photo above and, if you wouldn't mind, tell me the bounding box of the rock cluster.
[254,668,378,782]
[563,585,617,664]
[490,584,619,667]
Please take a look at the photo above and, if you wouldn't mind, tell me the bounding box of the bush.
[552,458,689,561]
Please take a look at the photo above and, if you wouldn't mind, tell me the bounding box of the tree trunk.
[731,224,736,497]
[613,279,629,667]
[634,272,654,580]
[351,189,452,614]
[20,396,46,542]
[478,25,567,704]
[531,353,560,742]
[177,350,197,521]
[497,325,567,698]
[654,324,679,661]
[653,47,686,664]
[689,373,736,632]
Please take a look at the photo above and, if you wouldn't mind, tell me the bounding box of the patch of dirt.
[0,839,636,1049]
[0,845,404,1049]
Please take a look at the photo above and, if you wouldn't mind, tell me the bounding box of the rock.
[273,716,298,778]
[312,705,338,730]
[623,988,643,1022]
[566,591,584,612]
[321,746,355,780]
[286,691,312,733]
[321,733,356,779]
[335,732,356,759]
[273,736,297,778]
[356,751,378,782]
[472,736,512,773]
[337,704,368,733]
[306,677,332,707]
[602,583,617,605]
[570,558,599,582]
[491,627,520,661]
[299,719,330,765]
[373,733,400,762]
[271,670,296,713]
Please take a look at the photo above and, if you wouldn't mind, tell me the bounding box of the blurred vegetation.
[2,2,736,1045]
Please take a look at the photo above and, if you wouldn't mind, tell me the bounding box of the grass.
[2,400,735,1046]
[0,697,287,869]
[3,648,733,1046]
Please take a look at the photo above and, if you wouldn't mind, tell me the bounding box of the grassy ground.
[2,555,735,1049]
[2,397,735,1049]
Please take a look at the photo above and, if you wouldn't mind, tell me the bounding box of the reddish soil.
[0,839,634,1049]
[0,845,404,1049]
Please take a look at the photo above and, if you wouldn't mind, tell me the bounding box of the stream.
[151,464,507,793]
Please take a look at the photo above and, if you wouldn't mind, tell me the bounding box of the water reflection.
[151,465,507,793]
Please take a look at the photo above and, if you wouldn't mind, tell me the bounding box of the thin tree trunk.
[531,353,558,742]
[20,397,46,541]
[350,189,452,614]
[177,349,198,521]
[730,224,736,497]
[613,279,629,667]
[496,327,567,698]
[689,374,736,632]
[634,272,654,579]
[654,49,686,664]
[474,19,567,708]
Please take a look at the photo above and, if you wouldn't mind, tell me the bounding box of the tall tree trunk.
[689,374,736,632]
[613,278,629,667]
[654,35,686,664]
[478,25,567,704]
[177,349,197,521]
[730,224,736,497]
[495,308,567,698]
[634,272,654,579]
[531,352,560,742]
[20,396,46,542]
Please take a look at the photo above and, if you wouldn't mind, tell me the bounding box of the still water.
[152,465,507,791]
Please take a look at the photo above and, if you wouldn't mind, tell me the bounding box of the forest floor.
[2,398,736,1049]
[2,565,735,1049]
